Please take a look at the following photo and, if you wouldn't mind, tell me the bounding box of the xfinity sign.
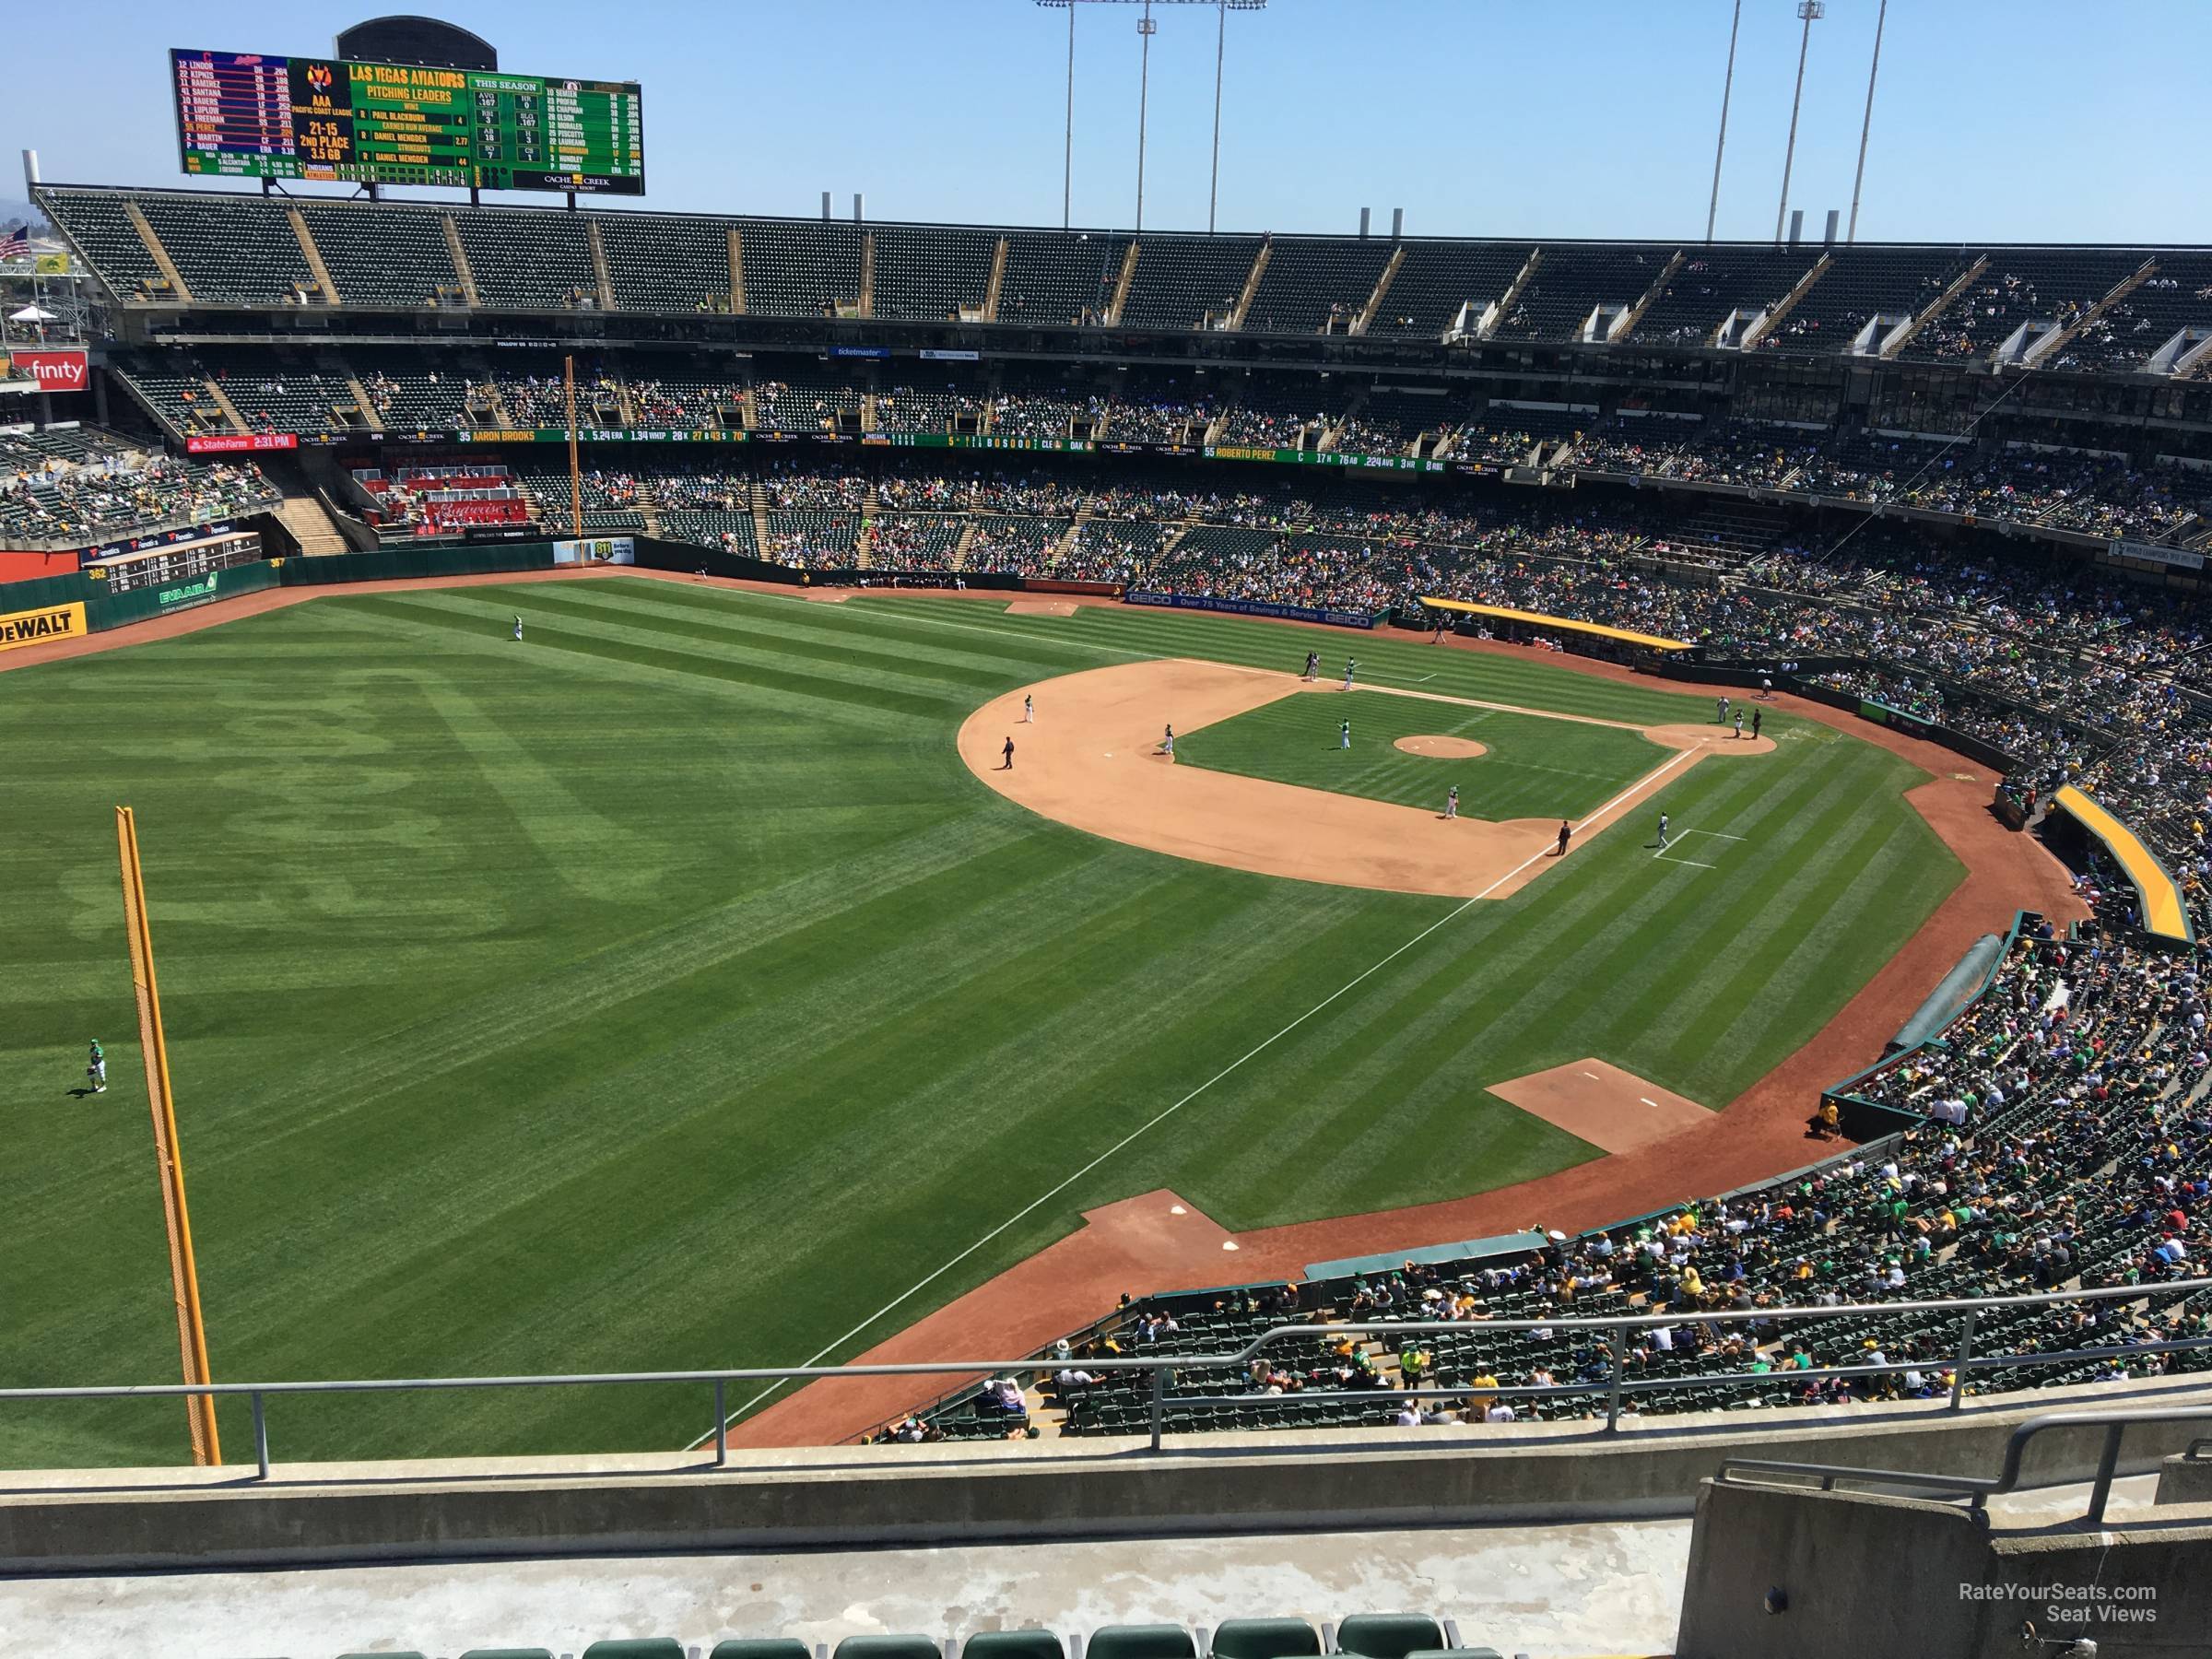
[7,350,89,393]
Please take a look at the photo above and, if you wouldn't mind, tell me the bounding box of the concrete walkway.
[0,1475,2164,1659]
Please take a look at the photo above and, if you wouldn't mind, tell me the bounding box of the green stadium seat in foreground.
[1089,1625,1199,1659]
[712,1641,818,1659]
[1403,1649,1505,1659]
[1210,1618,1324,1659]
[459,1650,556,1659]
[961,1631,1067,1659]
[584,1642,687,1659]
[834,1636,947,1659]
[1334,1616,1444,1658]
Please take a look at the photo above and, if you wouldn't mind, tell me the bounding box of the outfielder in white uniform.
[1023,694,1034,724]
[1340,720,1351,749]
[512,615,523,641]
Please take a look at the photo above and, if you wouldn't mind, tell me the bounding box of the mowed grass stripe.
[342,593,960,720]
[512,585,1020,693]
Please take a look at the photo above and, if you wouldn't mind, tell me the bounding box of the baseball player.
[1339,720,1351,750]
[87,1039,106,1094]
[512,614,523,641]
[1303,650,1320,681]
[1445,785,1459,820]
[1759,676,1774,700]
[1023,694,1034,724]
[1160,724,1175,759]
[1714,694,1728,724]
[1657,812,1670,850]
[1733,710,1745,740]
[1343,657,1357,691]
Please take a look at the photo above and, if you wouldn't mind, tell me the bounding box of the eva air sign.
[156,571,222,611]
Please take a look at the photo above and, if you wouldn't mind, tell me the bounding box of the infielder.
[1161,724,1175,759]
[1445,785,1459,820]
[1733,710,1744,740]
[87,1039,106,1094]
[1343,657,1357,691]
[1339,720,1351,749]
[1657,812,1670,849]
[1303,651,1320,680]
[1023,694,1034,724]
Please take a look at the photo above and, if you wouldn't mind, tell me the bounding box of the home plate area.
[1488,1058,1712,1154]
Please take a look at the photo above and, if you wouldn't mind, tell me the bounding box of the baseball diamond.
[4,571,1967,1467]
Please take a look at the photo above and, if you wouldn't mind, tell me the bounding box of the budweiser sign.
[8,349,88,393]
[185,432,299,454]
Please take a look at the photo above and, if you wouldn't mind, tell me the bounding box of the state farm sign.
[185,431,299,454]
[6,349,89,393]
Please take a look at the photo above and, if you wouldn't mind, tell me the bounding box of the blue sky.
[7,0,2207,242]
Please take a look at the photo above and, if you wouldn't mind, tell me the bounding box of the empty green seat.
[460,1651,555,1659]
[1335,1617,1443,1659]
[712,1643,814,1659]
[1404,1650,1503,1659]
[835,1637,941,1659]
[963,1631,1066,1659]
[1212,1618,1322,1659]
[1090,1626,1197,1659]
[584,1644,686,1659]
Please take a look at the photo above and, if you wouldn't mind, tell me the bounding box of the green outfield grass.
[0,581,1960,1467]
[1175,688,1670,819]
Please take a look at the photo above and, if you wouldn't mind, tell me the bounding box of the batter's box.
[1653,828,1746,871]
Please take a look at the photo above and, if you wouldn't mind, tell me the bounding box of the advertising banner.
[552,536,636,565]
[6,349,89,394]
[0,599,88,651]
[2108,536,2205,571]
[1124,592,1386,630]
[185,432,299,454]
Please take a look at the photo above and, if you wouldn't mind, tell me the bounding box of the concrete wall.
[2157,1450,2212,1507]
[1677,1479,2212,1659]
[5,1385,2211,1574]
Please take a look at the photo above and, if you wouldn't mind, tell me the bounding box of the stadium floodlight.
[1704,1,1741,244]
[1773,0,1825,245]
[1035,0,1268,234]
[1846,0,1889,243]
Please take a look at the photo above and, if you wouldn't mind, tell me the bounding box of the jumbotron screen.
[171,48,644,194]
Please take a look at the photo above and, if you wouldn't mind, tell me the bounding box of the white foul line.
[691,731,1709,1444]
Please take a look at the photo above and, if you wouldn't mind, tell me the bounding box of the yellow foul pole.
[116,806,221,1465]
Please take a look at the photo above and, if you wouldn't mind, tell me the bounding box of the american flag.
[0,227,29,260]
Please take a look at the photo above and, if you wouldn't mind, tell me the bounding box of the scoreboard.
[171,48,644,194]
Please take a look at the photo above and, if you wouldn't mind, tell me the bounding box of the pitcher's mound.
[1490,1058,1711,1153]
[1395,734,1488,759]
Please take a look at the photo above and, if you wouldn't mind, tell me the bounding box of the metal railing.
[3,1280,2206,1487]
[1716,1404,2212,1525]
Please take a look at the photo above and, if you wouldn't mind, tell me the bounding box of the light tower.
[1035,0,1269,233]
[1773,0,1824,243]
[1703,1,1742,243]
[1846,0,1889,242]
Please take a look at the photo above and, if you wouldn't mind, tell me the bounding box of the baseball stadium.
[5,7,2212,1657]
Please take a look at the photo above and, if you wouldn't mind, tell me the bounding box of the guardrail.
[4,1280,2206,1487]
[1716,1404,2212,1525]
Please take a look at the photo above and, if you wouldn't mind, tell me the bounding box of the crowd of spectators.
[0,433,276,543]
